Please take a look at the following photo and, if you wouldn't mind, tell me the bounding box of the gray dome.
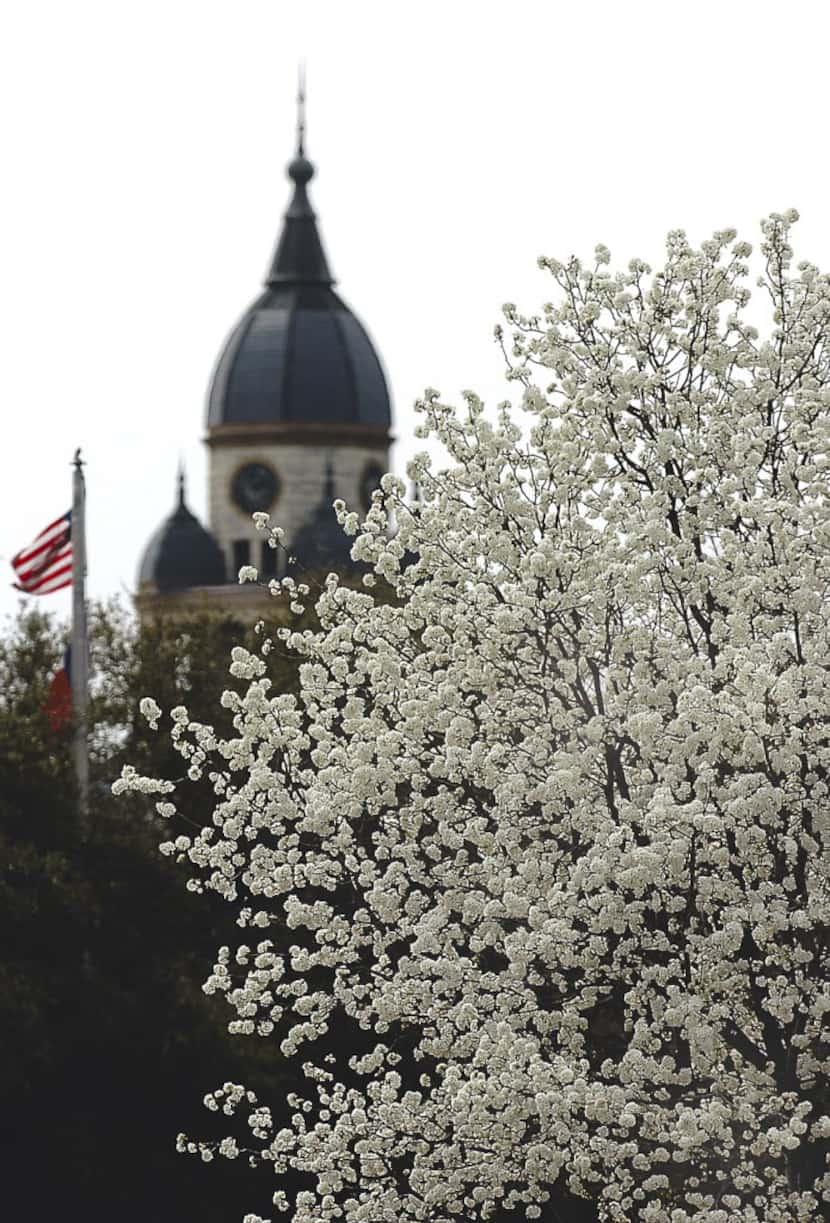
[206,127,391,432]
[207,284,391,429]
[288,465,358,575]
[139,478,225,592]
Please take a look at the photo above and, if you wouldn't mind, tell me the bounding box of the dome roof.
[206,112,391,432]
[207,284,391,430]
[288,463,357,575]
[138,473,226,592]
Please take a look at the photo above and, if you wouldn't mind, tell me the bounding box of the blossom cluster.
[119,214,830,1222]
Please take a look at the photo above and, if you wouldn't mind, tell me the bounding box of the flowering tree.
[120,212,830,1222]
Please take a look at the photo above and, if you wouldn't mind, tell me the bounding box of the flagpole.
[71,449,89,834]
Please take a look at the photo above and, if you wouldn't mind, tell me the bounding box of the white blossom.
[137,214,830,1223]
[138,696,162,729]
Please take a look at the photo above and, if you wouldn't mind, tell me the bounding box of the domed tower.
[137,468,226,609]
[205,82,391,586]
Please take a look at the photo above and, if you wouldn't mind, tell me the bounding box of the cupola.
[203,75,393,598]
[206,84,391,438]
[288,462,356,574]
[138,470,225,594]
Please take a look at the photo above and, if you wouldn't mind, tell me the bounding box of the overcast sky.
[2,0,829,625]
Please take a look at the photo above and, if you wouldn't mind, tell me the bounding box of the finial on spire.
[177,460,186,509]
[287,62,314,188]
[296,62,306,158]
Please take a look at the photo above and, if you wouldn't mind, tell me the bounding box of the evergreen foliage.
[0,603,281,1221]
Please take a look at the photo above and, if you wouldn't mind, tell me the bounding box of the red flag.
[43,646,72,734]
[11,511,73,595]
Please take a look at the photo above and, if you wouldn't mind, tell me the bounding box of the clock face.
[231,462,280,514]
[360,462,384,512]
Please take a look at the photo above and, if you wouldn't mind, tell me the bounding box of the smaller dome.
[289,464,357,574]
[139,473,226,592]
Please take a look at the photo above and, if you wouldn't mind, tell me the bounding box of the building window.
[261,539,278,579]
[232,539,250,575]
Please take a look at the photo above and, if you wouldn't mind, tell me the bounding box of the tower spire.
[296,62,306,158]
[265,69,334,286]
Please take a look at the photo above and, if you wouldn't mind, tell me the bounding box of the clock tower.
[137,84,392,619]
[205,83,391,590]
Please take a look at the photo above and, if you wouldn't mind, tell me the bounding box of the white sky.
[2,0,829,625]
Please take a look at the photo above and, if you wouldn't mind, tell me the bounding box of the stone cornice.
[205,421,392,449]
[135,581,287,626]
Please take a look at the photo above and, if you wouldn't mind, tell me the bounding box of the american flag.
[11,511,73,595]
